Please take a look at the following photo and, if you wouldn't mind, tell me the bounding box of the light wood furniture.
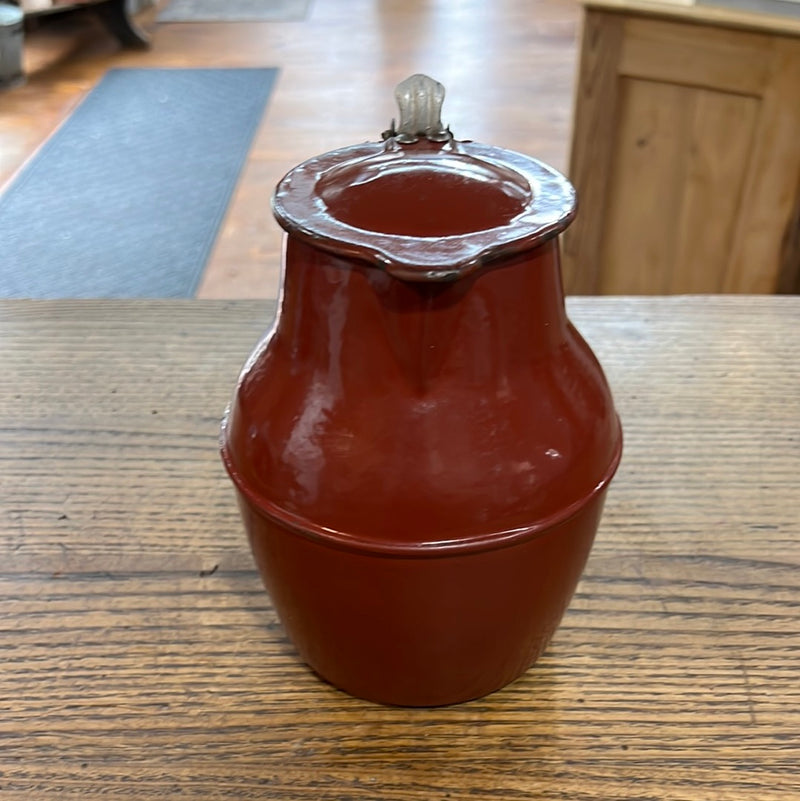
[1,297,798,799]
[564,0,800,294]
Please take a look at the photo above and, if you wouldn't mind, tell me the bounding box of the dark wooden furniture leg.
[96,0,150,48]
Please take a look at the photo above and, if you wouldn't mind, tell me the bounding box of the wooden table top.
[1,296,798,800]
[583,0,800,36]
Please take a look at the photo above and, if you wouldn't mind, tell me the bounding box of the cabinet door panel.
[671,89,759,293]
[599,78,759,294]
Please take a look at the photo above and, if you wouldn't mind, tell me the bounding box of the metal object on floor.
[95,0,150,48]
[0,4,24,89]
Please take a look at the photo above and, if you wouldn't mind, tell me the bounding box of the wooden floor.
[0,0,582,299]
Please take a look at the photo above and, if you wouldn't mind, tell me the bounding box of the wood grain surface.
[584,0,800,35]
[1,297,798,799]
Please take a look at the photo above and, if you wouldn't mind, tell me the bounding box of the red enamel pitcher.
[221,75,622,706]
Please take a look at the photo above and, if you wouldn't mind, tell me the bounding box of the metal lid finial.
[385,74,450,144]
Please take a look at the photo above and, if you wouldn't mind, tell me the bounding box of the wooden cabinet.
[563,0,800,294]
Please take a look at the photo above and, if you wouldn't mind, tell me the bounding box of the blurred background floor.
[0,0,581,299]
